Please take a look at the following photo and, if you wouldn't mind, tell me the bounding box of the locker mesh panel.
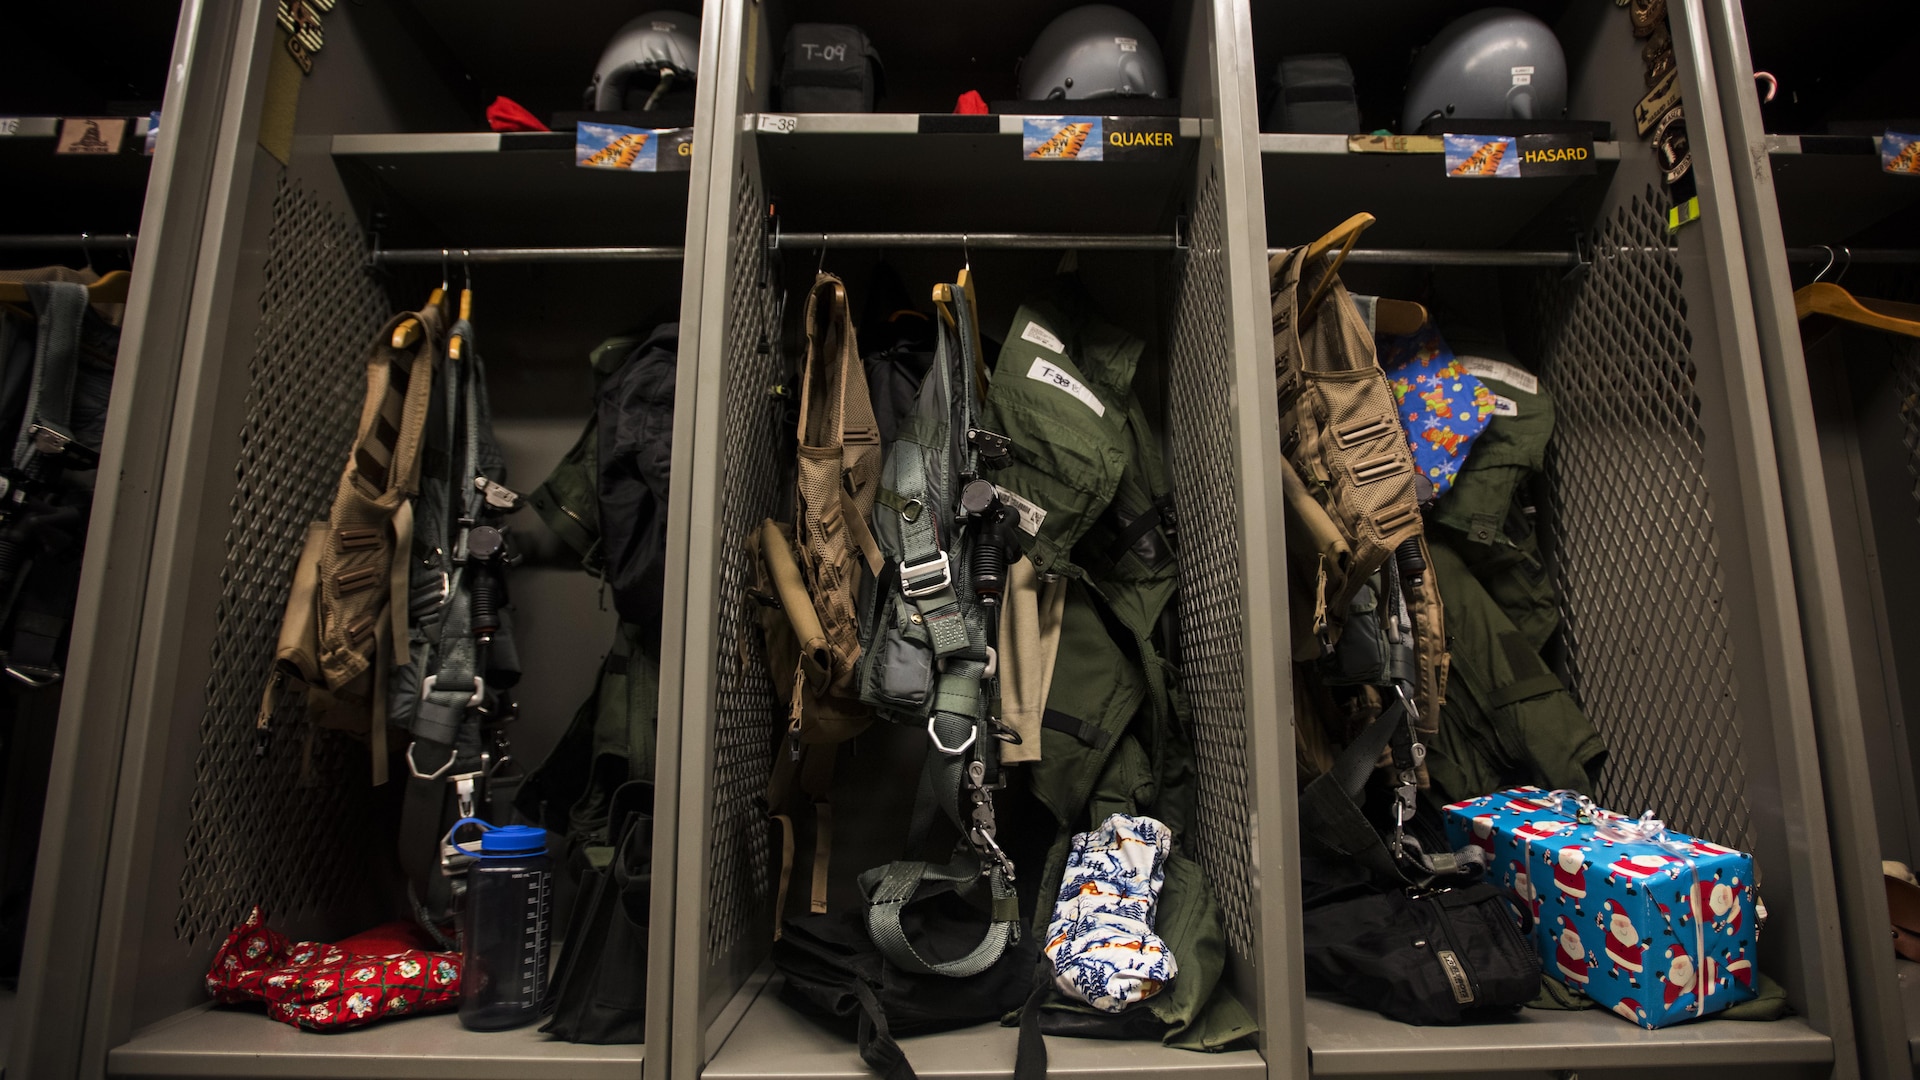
[1524,190,1754,851]
[705,166,782,956]
[175,179,389,943]
[1897,340,1920,522]
[1165,166,1254,957]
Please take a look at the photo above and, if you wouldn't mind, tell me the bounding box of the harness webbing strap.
[17,283,86,475]
[860,858,1019,979]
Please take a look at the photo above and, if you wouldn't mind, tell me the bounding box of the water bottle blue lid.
[477,824,547,856]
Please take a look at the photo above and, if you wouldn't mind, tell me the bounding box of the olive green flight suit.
[1423,347,1605,803]
[986,287,1255,1051]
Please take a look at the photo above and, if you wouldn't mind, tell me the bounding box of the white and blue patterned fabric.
[1043,814,1177,1012]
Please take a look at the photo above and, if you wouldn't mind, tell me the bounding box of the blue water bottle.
[453,819,552,1031]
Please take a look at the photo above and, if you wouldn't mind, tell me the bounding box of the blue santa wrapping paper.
[1443,787,1758,1028]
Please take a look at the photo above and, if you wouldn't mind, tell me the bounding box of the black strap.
[1013,959,1053,1080]
[852,981,917,1080]
[1040,708,1111,750]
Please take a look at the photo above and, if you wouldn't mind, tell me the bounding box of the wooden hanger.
[391,287,446,349]
[1300,213,1376,329]
[447,286,474,360]
[1794,281,1920,339]
[1373,297,1429,336]
[933,266,990,400]
[0,269,132,308]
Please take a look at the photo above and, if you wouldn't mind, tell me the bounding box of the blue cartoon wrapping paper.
[1442,787,1758,1028]
[1380,324,1495,498]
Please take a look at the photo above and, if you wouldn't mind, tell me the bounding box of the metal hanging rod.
[1267,246,1679,267]
[0,233,138,251]
[1784,246,1920,265]
[771,229,1183,252]
[369,246,685,266]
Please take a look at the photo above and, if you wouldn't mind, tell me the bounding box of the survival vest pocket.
[856,564,936,714]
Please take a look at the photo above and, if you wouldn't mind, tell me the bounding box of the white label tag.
[652,20,676,31]
[995,486,1047,536]
[1020,320,1066,353]
[1512,73,1532,85]
[0,118,18,136]
[1491,394,1519,417]
[757,114,797,134]
[1027,358,1106,417]
[1115,36,1138,52]
[1512,65,1536,75]
[1460,356,1539,395]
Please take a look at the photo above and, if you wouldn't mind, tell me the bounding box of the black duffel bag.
[774,907,1044,1079]
[781,24,883,112]
[541,781,653,1043]
[1302,855,1540,1025]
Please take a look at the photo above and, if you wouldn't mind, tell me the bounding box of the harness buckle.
[899,551,952,599]
[421,673,486,708]
[926,715,977,755]
[473,475,524,512]
[406,741,456,780]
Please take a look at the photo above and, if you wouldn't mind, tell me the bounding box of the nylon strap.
[16,283,86,475]
[859,858,1020,978]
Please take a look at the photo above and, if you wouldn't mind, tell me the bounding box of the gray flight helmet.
[1018,4,1169,101]
[588,11,701,112]
[1402,8,1567,133]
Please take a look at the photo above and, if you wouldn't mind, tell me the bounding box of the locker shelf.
[744,113,1202,236]
[1260,133,1622,251]
[1303,995,1831,1075]
[703,974,1264,1080]
[107,1004,643,1080]
[331,132,692,249]
[1764,135,1920,246]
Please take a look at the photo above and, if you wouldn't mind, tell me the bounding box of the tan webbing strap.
[811,799,833,914]
[771,813,795,941]
[840,487,883,576]
[389,499,415,667]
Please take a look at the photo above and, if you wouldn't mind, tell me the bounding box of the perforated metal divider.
[172,176,391,946]
[1165,164,1258,961]
[1521,190,1755,853]
[700,161,784,988]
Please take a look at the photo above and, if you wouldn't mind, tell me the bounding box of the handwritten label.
[1459,357,1539,396]
[1020,320,1065,353]
[758,114,797,135]
[1027,358,1106,417]
[0,118,19,136]
[1491,395,1519,417]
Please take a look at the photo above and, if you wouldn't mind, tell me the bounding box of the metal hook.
[1837,246,1853,284]
[440,248,450,291]
[1812,245,1837,284]
[79,232,95,274]
[462,249,472,291]
[816,238,827,278]
[1754,71,1778,104]
[962,233,971,272]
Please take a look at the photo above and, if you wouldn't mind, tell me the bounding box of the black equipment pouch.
[781,25,883,112]
[1263,54,1360,134]
[541,781,654,1043]
[1301,857,1539,1026]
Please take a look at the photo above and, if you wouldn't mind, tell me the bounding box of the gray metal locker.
[1701,2,1920,1078]
[17,0,717,1075]
[1247,0,1858,1075]
[666,0,1296,1077]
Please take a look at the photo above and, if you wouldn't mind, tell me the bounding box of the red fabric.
[486,96,549,133]
[953,91,989,115]
[205,906,462,1030]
